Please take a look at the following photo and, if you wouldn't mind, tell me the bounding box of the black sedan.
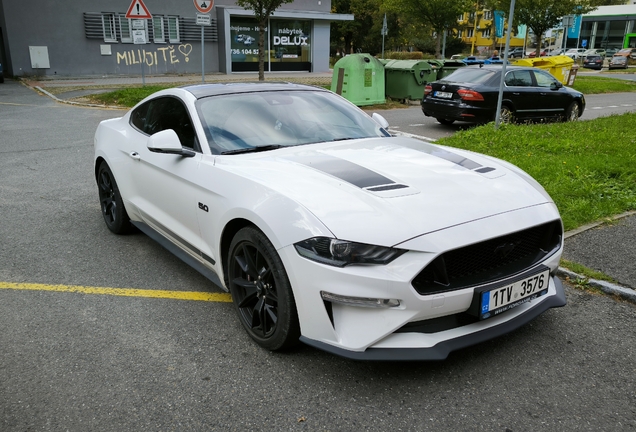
[421,65,585,125]
[583,55,604,70]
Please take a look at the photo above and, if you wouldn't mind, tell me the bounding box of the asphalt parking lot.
[1,80,636,431]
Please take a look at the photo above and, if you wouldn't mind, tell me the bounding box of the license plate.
[434,91,453,99]
[479,269,550,320]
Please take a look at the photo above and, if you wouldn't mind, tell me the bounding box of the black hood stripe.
[290,154,395,189]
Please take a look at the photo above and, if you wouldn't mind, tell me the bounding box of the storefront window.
[270,20,311,72]
[230,18,263,72]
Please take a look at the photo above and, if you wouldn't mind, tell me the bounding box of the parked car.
[506,47,525,58]
[615,47,636,60]
[549,48,565,56]
[94,82,567,360]
[528,49,547,58]
[608,55,628,69]
[421,65,585,125]
[605,48,619,57]
[450,54,466,60]
[583,55,604,70]
[462,56,484,65]
[565,48,587,59]
[583,48,606,58]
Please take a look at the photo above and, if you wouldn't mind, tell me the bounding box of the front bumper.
[280,204,565,360]
[301,277,565,361]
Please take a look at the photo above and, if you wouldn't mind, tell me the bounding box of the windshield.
[195,90,388,155]
[442,68,496,84]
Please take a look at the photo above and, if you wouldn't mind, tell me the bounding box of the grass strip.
[437,113,636,231]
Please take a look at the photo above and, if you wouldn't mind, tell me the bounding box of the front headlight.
[294,237,406,267]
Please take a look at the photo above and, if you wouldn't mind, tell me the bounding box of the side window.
[137,97,198,150]
[131,101,150,131]
[505,70,533,87]
[534,70,557,88]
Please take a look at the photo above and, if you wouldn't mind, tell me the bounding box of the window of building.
[484,11,492,20]
[467,29,474,38]
[482,28,491,38]
[457,30,463,38]
[102,13,117,42]
[469,12,475,21]
[168,16,180,43]
[119,15,132,43]
[153,16,165,43]
[457,14,464,21]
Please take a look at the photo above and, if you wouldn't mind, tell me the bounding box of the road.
[1,80,635,431]
[374,92,636,142]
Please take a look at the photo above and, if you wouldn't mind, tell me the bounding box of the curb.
[33,85,124,110]
[561,210,636,304]
[557,267,636,303]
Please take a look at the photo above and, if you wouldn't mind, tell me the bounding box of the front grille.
[412,220,562,295]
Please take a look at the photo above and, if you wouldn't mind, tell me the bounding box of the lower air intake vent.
[412,220,562,295]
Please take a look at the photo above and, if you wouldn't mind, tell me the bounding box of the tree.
[236,0,294,81]
[386,0,471,58]
[514,0,595,56]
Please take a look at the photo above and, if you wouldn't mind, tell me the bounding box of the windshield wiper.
[221,145,284,155]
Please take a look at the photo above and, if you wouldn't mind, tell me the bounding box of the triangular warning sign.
[125,0,152,19]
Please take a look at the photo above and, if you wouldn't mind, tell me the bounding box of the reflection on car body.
[94,83,566,360]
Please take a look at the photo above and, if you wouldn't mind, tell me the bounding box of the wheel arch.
[219,218,257,286]
[94,156,107,182]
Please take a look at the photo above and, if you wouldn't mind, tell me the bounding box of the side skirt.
[132,221,227,292]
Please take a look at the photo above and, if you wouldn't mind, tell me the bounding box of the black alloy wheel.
[97,163,132,234]
[227,227,300,351]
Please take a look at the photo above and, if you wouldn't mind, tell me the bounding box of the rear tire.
[436,118,455,126]
[499,105,514,124]
[97,163,133,234]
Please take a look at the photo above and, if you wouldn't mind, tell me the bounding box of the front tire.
[564,102,580,122]
[97,162,132,234]
[227,227,300,351]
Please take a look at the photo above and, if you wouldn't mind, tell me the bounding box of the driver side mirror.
[372,113,390,129]
[550,81,563,90]
[147,129,195,158]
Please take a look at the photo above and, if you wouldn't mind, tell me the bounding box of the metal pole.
[494,0,516,129]
[201,26,205,83]
[442,29,447,59]
[141,49,146,87]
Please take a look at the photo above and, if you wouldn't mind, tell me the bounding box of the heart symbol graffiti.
[179,44,193,62]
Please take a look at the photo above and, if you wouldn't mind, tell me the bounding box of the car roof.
[180,82,326,99]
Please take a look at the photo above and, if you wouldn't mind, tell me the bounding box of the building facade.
[579,5,636,50]
[455,9,526,54]
[0,0,351,78]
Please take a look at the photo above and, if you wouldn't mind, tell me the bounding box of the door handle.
[129,151,141,161]
[512,92,520,96]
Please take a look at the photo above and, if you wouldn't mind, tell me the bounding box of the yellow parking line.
[0,282,232,302]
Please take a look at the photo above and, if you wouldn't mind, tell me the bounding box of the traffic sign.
[126,0,152,19]
[197,14,211,26]
[194,0,214,14]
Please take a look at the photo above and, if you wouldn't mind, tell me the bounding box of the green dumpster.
[437,60,467,80]
[331,54,385,106]
[384,60,437,101]
[512,55,574,84]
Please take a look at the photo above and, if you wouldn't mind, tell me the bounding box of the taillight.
[457,89,484,101]
[424,85,433,96]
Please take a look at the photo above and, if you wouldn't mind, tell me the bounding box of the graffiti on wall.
[116,44,193,67]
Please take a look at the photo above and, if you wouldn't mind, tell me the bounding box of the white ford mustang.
[94,83,566,360]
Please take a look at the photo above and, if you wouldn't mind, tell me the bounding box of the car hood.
[216,136,554,246]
